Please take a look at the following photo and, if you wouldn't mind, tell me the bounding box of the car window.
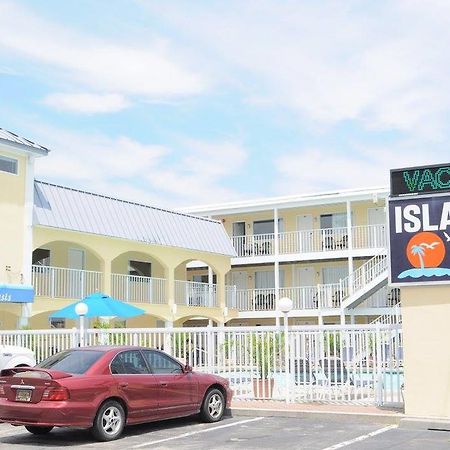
[111,350,149,375]
[142,350,183,374]
[38,350,104,374]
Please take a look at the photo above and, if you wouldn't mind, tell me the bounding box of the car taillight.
[42,387,69,401]
[0,385,5,397]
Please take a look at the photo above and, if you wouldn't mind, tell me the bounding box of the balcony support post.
[165,265,176,311]
[274,207,280,310]
[346,200,354,294]
[208,266,214,307]
[217,271,226,310]
[102,258,112,297]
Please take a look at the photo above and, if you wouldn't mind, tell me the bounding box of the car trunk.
[0,368,72,404]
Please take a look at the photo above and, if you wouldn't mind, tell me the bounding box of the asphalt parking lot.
[0,414,449,449]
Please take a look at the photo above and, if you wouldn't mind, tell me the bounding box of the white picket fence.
[0,324,403,407]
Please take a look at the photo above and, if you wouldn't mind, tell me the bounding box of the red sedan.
[0,346,232,441]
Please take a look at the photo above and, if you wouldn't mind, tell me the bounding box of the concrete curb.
[231,407,404,425]
[400,417,450,431]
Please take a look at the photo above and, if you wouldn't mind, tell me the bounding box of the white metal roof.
[183,186,389,215]
[33,181,236,257]
[0,128,49,155]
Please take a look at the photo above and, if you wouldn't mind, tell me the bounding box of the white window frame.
[0,155,18,175]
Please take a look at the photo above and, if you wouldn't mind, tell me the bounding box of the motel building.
[0,129,237,330]
[0,128,400,330]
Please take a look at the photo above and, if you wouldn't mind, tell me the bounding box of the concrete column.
[402,285,450,418]
[102,258,112,295]
[217,271,226,309]
[165,265,176,310]
[208,266,214,307]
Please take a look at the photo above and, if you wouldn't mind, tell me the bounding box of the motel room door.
[231,271,248,309]
[293,266,315,308]
[368,207,386,248]
[296,214,314,252]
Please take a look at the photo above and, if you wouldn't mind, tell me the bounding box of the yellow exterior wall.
[214,199,386,236]
[30,226,232,327]
[38,241,102,271]
[111,251,164,278]
[222,260,360,288]
[0,149,27,285]
[402,285,450,418]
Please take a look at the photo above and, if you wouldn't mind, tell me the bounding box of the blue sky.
[0,0,449,208]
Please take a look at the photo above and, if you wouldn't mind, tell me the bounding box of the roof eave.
[0,138,49,157]
[183,187,390,215]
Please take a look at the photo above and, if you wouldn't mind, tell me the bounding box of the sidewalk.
[231,400,404,424]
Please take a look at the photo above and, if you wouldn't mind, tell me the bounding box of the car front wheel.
[200,388,225,423]
[25,425,53,435]
[91,400,125,441]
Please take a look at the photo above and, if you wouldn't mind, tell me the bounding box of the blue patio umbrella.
[49,292,145,319]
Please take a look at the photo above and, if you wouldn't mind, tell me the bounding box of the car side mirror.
[184,364,193,373]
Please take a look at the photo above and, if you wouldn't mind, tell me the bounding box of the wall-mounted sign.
[390,163,450,197]
[388,194,450,285]
[0,285,34,303]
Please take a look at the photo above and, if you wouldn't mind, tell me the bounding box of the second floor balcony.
[231,224,386,258]
[32,265,234,308]
[228,284,399,313]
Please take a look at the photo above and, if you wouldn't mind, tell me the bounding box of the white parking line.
[131,417,265,448]
[321,424,398,450]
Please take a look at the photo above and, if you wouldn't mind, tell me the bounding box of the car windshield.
[37,350,104,374]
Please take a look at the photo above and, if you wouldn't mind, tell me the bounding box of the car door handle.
[160,382,168,387]
[119,382,129,388]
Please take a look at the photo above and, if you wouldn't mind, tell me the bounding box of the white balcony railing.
[232,224,386,257]
[32,265,103,299]
[232,283,344,312]
[231,233,275,257]
[225,285,237,309]
[175,281,217,307]
[111,274,166,304]
[340,252,388,297]
[361,286,400,308]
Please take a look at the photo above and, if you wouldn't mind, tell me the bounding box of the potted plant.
[250,333,281,398]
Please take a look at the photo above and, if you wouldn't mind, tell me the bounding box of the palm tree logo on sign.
[398,231,450,279]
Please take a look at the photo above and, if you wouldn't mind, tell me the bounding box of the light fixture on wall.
[373,193,378,204]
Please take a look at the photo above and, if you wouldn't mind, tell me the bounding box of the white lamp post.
[75,302,88,347]
[278,297,293,403]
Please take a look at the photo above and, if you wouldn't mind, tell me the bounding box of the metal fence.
[0,324,403,407]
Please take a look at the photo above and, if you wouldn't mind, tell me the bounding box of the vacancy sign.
[389,194,450,285]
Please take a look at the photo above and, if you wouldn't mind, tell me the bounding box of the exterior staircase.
[339,251,389,310]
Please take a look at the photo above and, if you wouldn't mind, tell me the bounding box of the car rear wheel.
[25,425,53,435]
[91,400,125,442]
[200,388,224,423]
